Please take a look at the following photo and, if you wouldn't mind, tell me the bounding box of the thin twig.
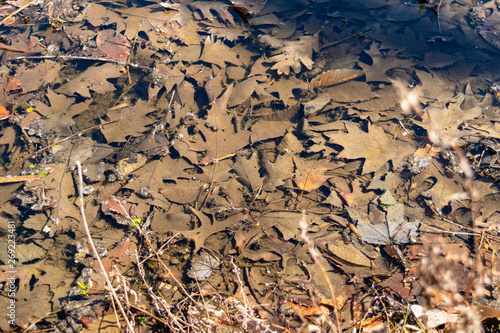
[76,161,135,332]
[4,54,154,70]
[33,119,119,156]
[320,29,371,51]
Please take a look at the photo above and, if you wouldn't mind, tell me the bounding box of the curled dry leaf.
[309,68,364,89]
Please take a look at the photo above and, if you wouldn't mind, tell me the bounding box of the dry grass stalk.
[299,210,341,332]
[393,80,490,331]
[76,161,135,332]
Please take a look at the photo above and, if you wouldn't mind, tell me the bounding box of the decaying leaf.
[264,153,294,191]
[336,179,375,208]
[4,76,23,93]
[57,63,124,98]
[359,43,414,82]
[189,1,237,24]
[303,92,330,116]
[188,251,221,281]
[199,37,243,67]
[160,178,205,204]
[418,97,483,138]
[423,52,459,69]
[230,0,267,15]
[265,75,308,105]
[172,208,229,253]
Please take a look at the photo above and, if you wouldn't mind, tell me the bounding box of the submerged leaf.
[261,35,318,75]
[293,156,330,192]
[96,29,130,61]
[233,153,264,192]
[188,251,220,281]
[328,122,414,174]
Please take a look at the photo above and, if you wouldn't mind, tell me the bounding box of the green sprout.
[38,170,49,177]
[77,281,89,295]
[29,164,35,169]
[137,316,146,327]
[131,218,142,227]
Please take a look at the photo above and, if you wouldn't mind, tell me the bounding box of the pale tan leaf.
[261,35,318,75]
[264,153,293,191]
[228,77,260,107]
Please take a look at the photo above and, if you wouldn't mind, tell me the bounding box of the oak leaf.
[261,35,318,75]
[336,179,375,208]
[418,97,483,138]
[189,1,237,24]
[358,43,413,83]
[172,208,228,253]
[199,37,243,67]
[57,63,124,98]
[328,121,414,174]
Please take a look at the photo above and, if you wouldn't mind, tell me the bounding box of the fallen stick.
[0,175,40,183]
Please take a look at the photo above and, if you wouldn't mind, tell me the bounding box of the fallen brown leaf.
[293,156,330,192]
